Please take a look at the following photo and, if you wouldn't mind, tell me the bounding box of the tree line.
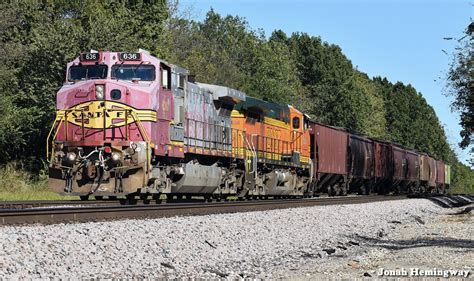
[0,1,471,191]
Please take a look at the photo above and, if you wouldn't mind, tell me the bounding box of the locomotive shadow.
[350,234,474,250]
[426,195,473,208]
[408,194,474,208]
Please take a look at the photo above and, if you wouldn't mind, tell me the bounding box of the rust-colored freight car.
[419,154,437,192]
[391,145,420,192]
[373,141,393,194]
[391,145,407,187]
[348,134,374,194]
[419,154,430,187]
[309,122,348,195]
[405,150,420,190]
[436,160,445,192]
[428,157,437,188]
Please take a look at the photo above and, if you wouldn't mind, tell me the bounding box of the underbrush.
[449,185,474,195]
[0,163,71,200]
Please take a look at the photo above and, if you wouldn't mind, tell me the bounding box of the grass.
[0,163,74,201]
[0,191,74,201]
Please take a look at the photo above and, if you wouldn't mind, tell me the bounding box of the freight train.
[47,50,450,201]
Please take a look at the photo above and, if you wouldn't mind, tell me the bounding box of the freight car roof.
[234,96,290,123]
[308,120,347,132]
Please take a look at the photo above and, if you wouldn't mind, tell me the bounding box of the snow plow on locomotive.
[48,50,449,200]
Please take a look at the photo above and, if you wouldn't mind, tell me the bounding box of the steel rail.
[0,195,407,225]
[0,193,403,209]
[0,194,385,209]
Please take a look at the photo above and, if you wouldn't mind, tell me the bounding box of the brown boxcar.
[428,156,437,188]
[373,141,393,193]
[391,145,406,182]
[419,154,437,192]
[406,150,419,183]
[348,134,374,194]
[374,141,392,179]
[309,122,348,194]
[348,134,374,179]
[419,154,430,183]
[312,123,348,175]
[436,160,445,185]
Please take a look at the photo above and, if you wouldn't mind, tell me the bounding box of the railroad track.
[0,194,395,209]
[0,195,407,225]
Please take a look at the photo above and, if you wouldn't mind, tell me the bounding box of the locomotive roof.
[234,96,290,123]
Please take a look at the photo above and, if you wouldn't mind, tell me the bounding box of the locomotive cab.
[48,51,173,198]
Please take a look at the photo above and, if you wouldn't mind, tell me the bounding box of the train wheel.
[125,194,138,205]
[152,194,162,204]
[361,185,372,195]
[94,196,103,201]
[377,186,387,195]
[140,194,151,204]
[438,185,445,194]
[422,186,427,194]
[80,195,89,201]
[340,184,348,196]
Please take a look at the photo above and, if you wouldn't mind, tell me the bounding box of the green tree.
[0,0,168,171]
[445,22,473,164]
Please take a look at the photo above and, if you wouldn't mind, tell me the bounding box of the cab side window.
[160,63,171,90]
[292,117,300,129]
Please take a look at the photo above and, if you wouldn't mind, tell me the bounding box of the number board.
[119,53,141,61]
[80,53,100,61]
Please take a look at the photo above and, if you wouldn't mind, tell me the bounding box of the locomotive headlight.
[66,152,76,162]
[111,153,120,162]
[95,84,105,100]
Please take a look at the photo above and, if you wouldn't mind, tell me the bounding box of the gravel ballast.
[0,198,471,279]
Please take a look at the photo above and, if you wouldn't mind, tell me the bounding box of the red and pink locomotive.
[47,50,449,200]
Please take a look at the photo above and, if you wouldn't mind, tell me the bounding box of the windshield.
[111,65,155,81]
[69,65,108,81]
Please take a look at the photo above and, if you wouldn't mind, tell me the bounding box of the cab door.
[289,107,310,164]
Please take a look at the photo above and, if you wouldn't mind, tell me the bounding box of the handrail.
[242,132,257,174]
[129,110,152,145]
[46,114,65,163]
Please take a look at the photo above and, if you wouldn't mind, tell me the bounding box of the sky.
[180,0,472,164]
